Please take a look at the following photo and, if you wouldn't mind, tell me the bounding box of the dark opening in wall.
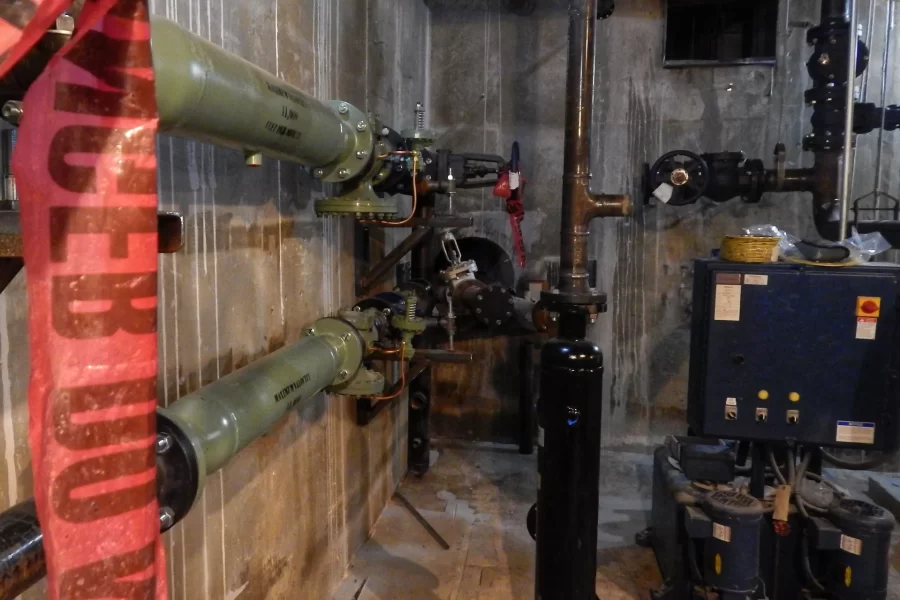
[664,0,778,68]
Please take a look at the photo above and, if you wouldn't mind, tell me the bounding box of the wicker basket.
[720,236,781,263]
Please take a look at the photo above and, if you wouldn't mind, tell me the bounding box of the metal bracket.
[356,361,430,426]
[0,211,184,295]
[357,227,433,296]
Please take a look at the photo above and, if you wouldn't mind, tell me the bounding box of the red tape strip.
[12,0,166,597]
[0,0,74,80]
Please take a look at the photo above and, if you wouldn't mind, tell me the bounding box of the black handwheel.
[649,150,710,206]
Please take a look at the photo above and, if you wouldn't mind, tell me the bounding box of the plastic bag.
[743,224,891,264]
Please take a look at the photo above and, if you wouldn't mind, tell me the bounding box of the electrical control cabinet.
[688,259,900,451]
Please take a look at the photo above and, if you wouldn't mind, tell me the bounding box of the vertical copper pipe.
[558,0,630,299]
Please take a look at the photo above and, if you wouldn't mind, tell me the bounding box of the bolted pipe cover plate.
[309,317,366,387]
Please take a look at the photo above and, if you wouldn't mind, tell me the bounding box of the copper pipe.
[558,0,630,299]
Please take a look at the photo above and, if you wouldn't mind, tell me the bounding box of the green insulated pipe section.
[158,317,364,487]
[150,17,374,181]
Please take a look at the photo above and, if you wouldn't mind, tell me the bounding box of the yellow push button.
[758,390,769,400]
[789,392,801,403]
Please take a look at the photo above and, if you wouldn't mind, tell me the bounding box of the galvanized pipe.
[151,17,370,178]
[839,0,860,240]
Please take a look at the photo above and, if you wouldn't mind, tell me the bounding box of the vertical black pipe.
[409,192,435,475]
[535,311,603,600]
[519,341,535,455]
[821,0,848,20]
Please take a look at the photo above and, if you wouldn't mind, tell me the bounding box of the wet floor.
[336,440,900,600]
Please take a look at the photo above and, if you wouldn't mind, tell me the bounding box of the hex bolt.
[340,370,350,380]
[341,333,352,341]
[477,295,484,301]
[476,308,483,314]
[159,507,175,531]
[356,150,368,160]
[313,169,325,179]
[381,127,391,136]
[156,434,172,455]
[338,168,351,179]
[496,320,502,325]
[305,328,316,336]
[357,121,368,132]
[338,102,350,114]
[2,101,23,126]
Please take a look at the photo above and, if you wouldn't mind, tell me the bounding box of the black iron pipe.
[0,500,44,600]
[822,0,847,20]
[357,227,432,296]
[519,342,535,455]
[535,330,604,600]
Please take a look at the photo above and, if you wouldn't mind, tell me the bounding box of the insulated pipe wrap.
[150,16,352,168]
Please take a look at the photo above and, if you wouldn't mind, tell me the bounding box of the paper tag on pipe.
[14,1,166,598]
[653,182,674,203]
[773,484,792,522]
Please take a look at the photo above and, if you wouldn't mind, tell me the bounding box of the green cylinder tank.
[150,17,373,181]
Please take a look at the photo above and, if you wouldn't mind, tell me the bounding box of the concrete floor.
[335,441,900,600]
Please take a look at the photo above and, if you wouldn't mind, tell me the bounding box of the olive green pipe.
[158,317,364,485]
[150,17,370,176]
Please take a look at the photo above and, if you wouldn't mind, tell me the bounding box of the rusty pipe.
[558,0,630,300]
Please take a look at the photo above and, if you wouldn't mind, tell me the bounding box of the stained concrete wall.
[425,0,900,447]
[0,1,429,599]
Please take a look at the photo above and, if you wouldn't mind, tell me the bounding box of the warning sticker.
[856,317,878,340]
[841,534,863,556]
[744,274,769,286]
[836,421,876,445]
[712,523,732,543]
[714,285,742,321]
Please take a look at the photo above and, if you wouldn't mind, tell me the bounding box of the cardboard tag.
[773,484,792,522]
[653,182,674,203]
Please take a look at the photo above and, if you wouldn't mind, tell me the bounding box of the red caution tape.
[12,0,166,598]
[0,0,75,80]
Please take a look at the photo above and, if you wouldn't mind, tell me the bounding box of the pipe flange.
[314,101,375,183]
[331,367,386,397]
[308,317,366,387]
[540,289,608,313]
[155,411,202,531]
[314,182,399,218]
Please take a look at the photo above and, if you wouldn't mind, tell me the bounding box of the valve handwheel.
[649,150,710,206]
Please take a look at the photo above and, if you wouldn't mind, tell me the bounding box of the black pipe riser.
[535,337,604,600]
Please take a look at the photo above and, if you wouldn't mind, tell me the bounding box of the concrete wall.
[0,1,429,599]
[425,0,900,447]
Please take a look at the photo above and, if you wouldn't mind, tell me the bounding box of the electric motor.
[825,499,895,600]
[700,490,765,595]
